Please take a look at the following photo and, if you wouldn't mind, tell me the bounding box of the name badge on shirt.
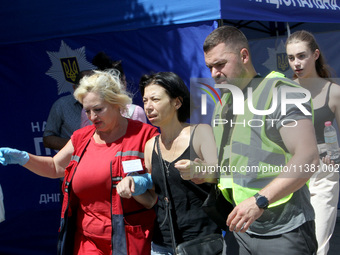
[122,159,143,173]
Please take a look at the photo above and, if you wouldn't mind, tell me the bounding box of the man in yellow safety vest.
[194,26,319,255]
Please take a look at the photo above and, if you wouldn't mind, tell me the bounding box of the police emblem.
[46,40,95,95]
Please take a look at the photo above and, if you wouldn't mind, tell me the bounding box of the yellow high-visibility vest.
[213,71,312,208]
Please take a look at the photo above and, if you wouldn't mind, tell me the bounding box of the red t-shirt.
[73,138,115,241]
[70,119,158,254]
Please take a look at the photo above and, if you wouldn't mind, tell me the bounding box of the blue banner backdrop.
[0,21,216,254]
[1,1,340,254]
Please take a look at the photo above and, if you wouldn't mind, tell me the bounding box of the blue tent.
[0,1,339,254]
[2,0,340,45]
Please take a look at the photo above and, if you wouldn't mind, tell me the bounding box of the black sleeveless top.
[151,125,219,248]
[314,83,335,144]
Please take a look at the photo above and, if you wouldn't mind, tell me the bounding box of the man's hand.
[226,196,264,233]
[0,147,29,166]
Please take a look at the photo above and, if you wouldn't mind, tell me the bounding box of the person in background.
[286,30,340,255]
[75,70,96,128]
[117,72,221,254]
[43,81,83,151]
[179,25,319,255]
[0,69,158,255]
[92,51,147,123]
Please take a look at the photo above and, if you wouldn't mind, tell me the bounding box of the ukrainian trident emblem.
[61,57,79,84]
[277,53,289,72]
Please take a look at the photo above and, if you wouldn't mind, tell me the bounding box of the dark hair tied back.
[92,52,125,77]
[139,72,191,122]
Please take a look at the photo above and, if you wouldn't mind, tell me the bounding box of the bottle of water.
[324,121,340,160]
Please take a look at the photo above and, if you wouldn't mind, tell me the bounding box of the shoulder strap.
[191,124,199,138]
[326,82,333,105]
[189,124,199,149]
[155,135,177,251]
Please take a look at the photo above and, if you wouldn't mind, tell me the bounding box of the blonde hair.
[74,69,132,110]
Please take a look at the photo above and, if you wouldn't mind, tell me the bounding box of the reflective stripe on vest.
[215,71,309,208]
[71,155,80,163]
[115,150,144,158]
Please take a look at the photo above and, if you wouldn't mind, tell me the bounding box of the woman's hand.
[117,174,157,209]
[117,176,135,198]
[175,158,218,184]
[0,147,29,166]
[321,155,335,166]
[174,159,192,180]
[117,173,154,198]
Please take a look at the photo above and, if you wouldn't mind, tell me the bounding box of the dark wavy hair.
[139,72,190,122]
[92,51,125,77]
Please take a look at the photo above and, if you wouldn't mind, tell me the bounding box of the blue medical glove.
[0,147,29,166]
[131,173,153,196]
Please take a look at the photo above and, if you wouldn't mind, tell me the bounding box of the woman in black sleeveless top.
[139,72,221,254]
[286,30,340,255]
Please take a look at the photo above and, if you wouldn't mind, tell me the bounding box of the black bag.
[175,233,223,255]
[201,184,234,231]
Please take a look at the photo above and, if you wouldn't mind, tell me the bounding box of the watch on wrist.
[254,193,269,209]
